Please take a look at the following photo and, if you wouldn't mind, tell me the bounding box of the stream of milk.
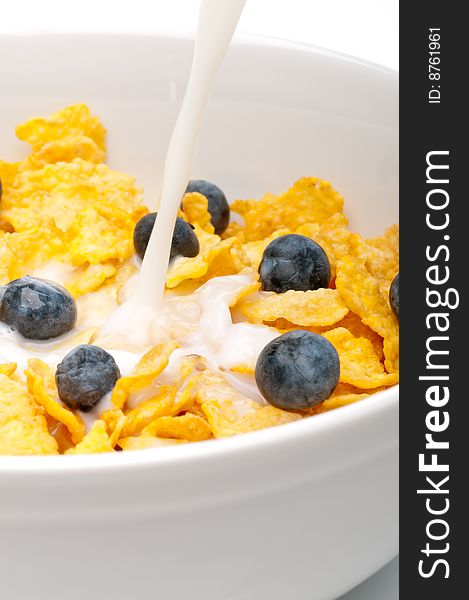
[103,0,247,346]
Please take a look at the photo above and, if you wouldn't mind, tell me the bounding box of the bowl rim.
[0,30,399,76]
[0,32,398,474]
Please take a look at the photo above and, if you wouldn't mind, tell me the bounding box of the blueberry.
[186,180,230,235]
[258,234,331,293]
[0,276,77,340]
[56,345,121,412]
[389,273,399,319]
[133,213,199,262]
[255,330,340,410]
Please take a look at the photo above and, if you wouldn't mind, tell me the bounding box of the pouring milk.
[103,0,247,346]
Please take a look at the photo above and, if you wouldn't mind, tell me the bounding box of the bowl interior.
[0,34,398,470]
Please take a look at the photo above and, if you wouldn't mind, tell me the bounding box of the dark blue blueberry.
[389,273,399,319]
[255,330,340,410]
[55,345,121,412]
[133,213,199,262]
[186,180,230,235]
[0,276,77,340]
[258,234,331,293]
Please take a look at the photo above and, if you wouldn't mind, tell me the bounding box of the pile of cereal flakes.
[0,105,398,455]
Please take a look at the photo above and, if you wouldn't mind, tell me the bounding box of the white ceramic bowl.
[0,34,398,600]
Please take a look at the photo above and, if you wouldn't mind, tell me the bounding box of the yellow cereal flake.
[111,342,180,409]
[118,436,187,451]
[294,223,321,238]
[228,363,255,375]
[119,358,203,438]
[238,288,349,327]
[25,359,85,444]
[182,192,215,233]
[261,313,384,364]
[65,263,117,297]
[313,392,370,414]
[367,224,399,258]
[0,419,59,455]
[333,312,384,361]
[231,177,344,241]
[227,279,261,307]
[221,221,245,241]
[323,327,399,389]
[297,213,352,280]
[0,160,19,206]
[25,135,105,168]
[120,385,179,437]
[194,370,301,438]
[1,105,144,299]
[0,221,13,235]
[314,213,352,259]
[0,363,17,377]
[329,382,369,397]
[66,209,131,265]
[16,104,106,153]
[2,158,142,249]
[335,255,399,373]
[347,232,372,263]
[100,408,127,447]
[142,413,212,442]
[365,224,399,289]
[65,420,115,454]
[0,228,62,285]
[166,227,247,288]
[0,374,58,455]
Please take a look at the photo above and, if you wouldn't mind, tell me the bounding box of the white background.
[1,1,399,597]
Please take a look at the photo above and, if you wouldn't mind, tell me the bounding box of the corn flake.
[331,312,384,361]
[0,374,58,455]
[335,256,399,373]
[182,192,215,233]
[231,177,344,241]
[1,108,144,297]
[25,359,85,444]
[66,420,115,455]
[313,392,370,415]
[101,408,127,447]
[65,263,117,297]
[238,288,349,327]
[120,385,178,437]
[16,104,106,154]
[0,363,17,377]
[194,370,301,438]
[118,436,187,451]
[228,363,255,375]
[142,413,212,441]
[323,327,399,389]
[365,224,399,291]
[166,227,247,288]
[296,213,352,280]
[111,342,179,409]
